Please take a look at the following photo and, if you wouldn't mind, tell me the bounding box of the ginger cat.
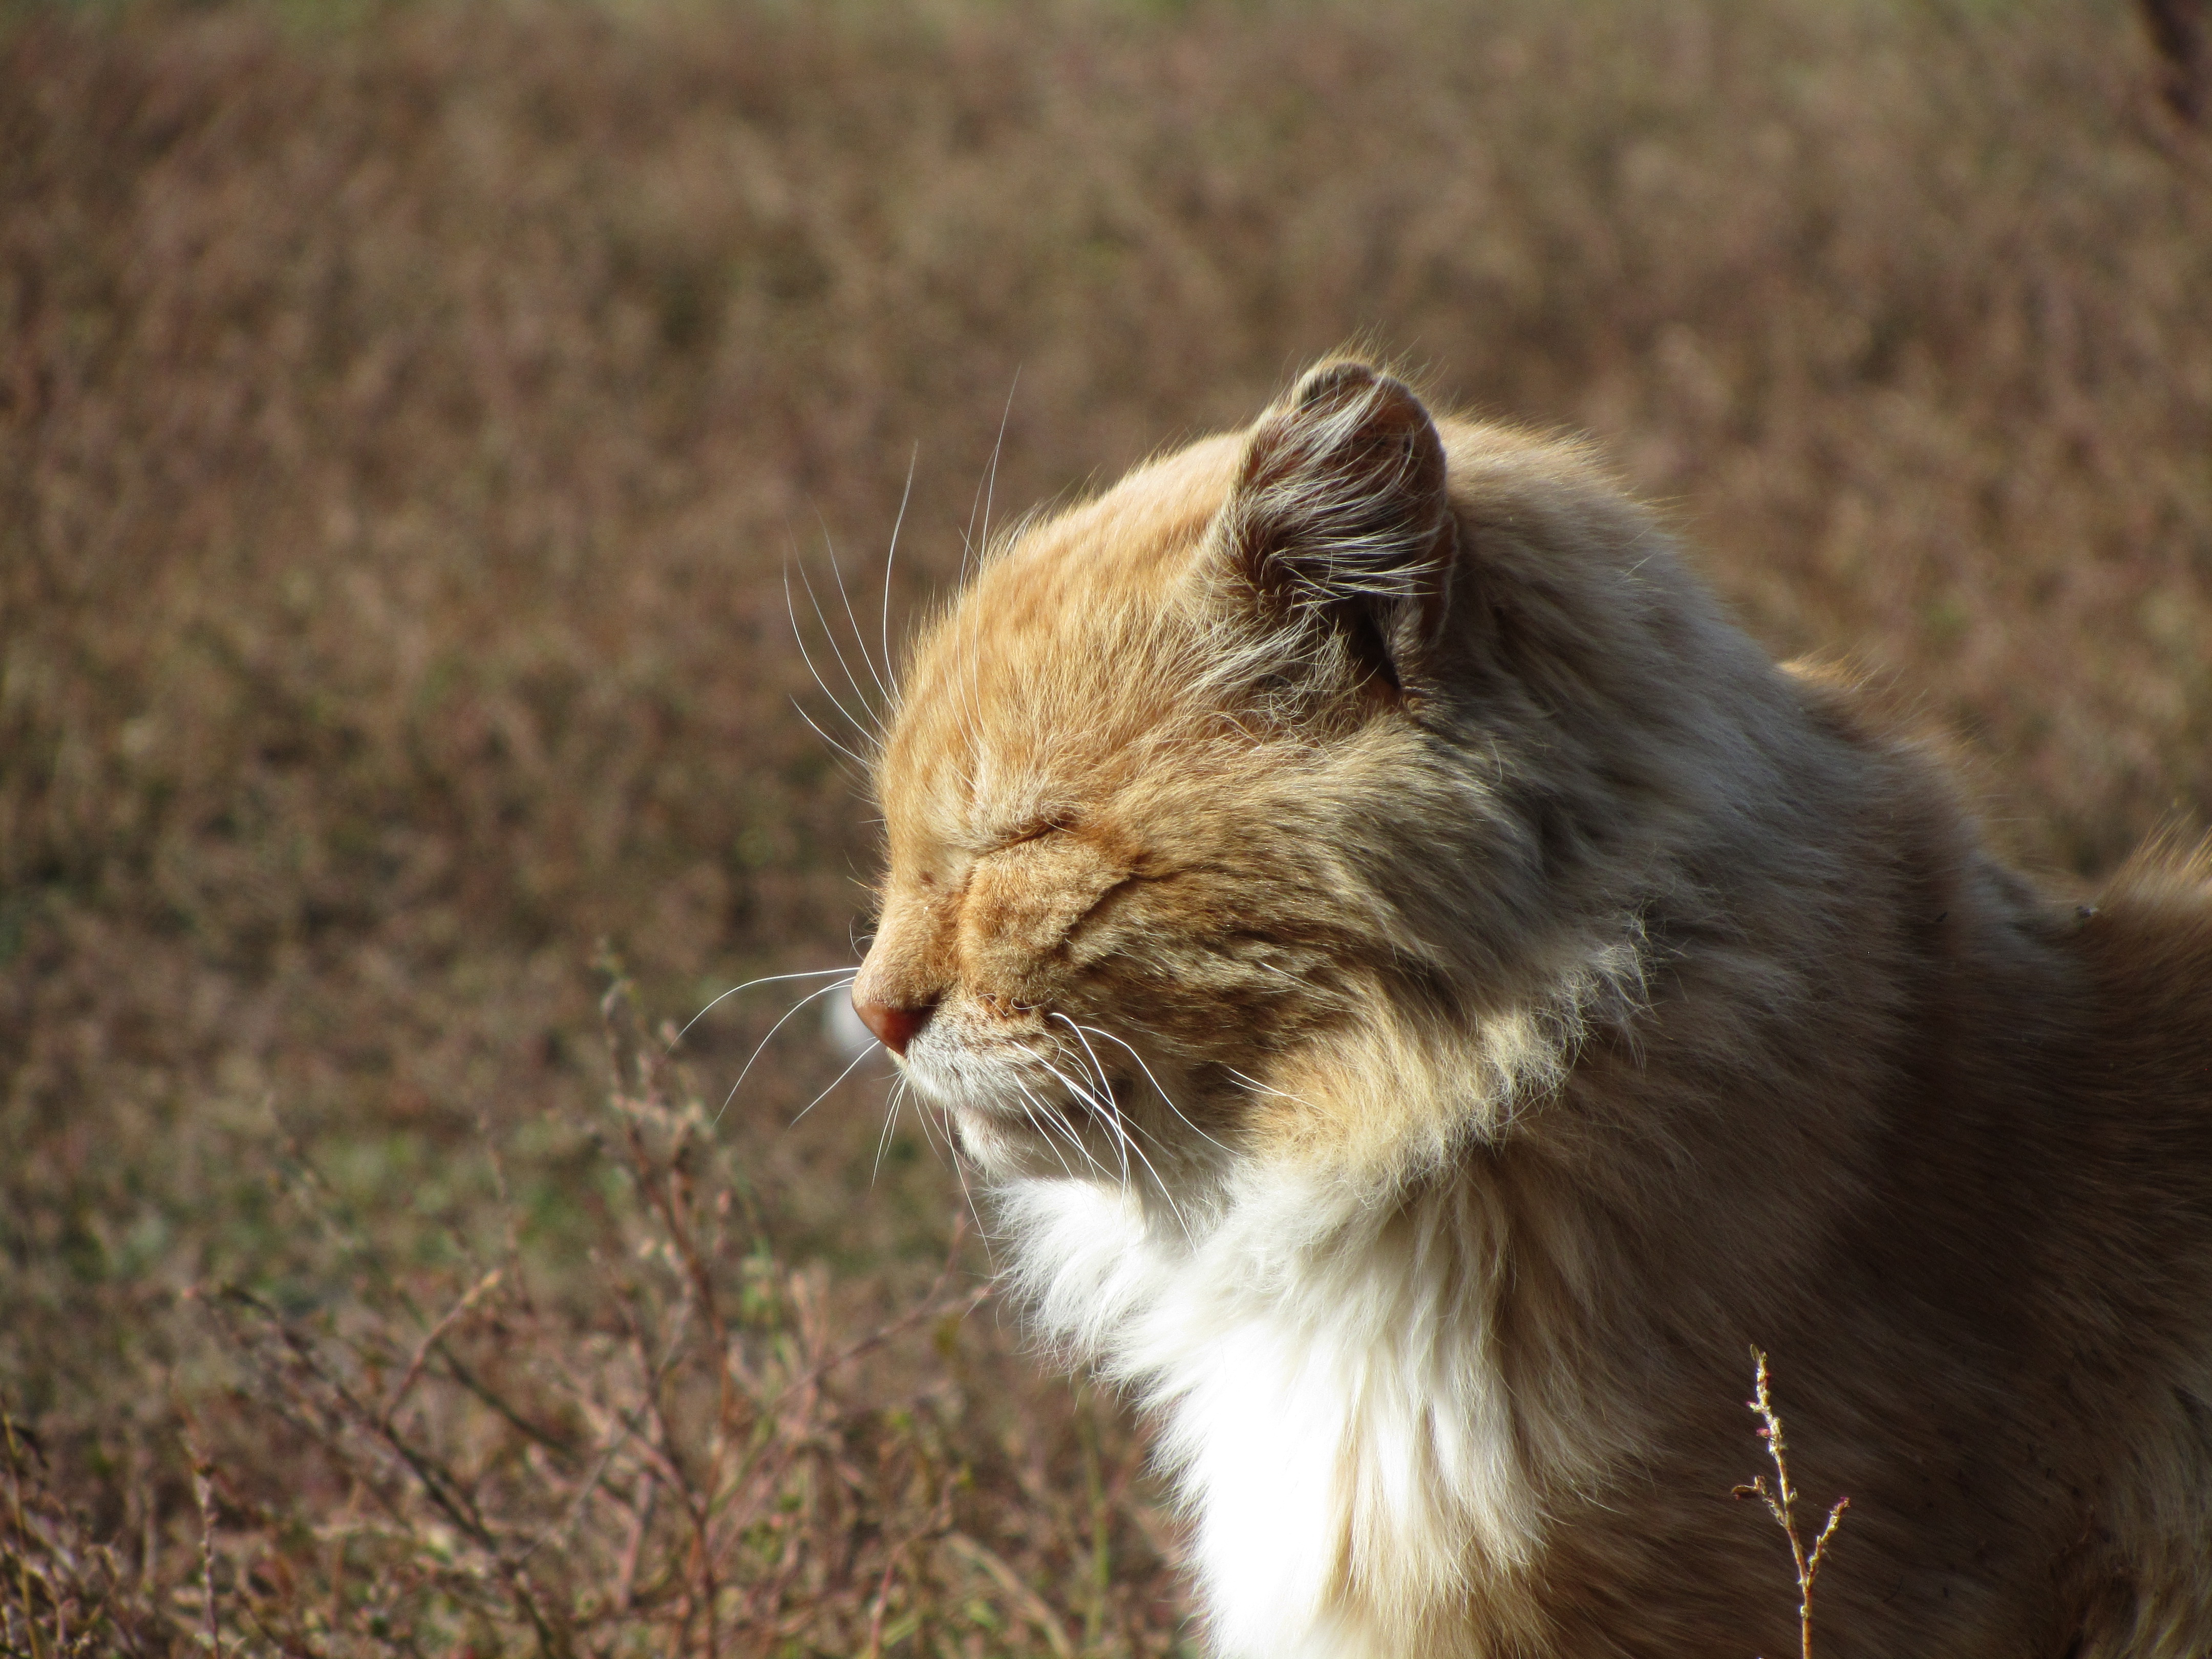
[852,360,2212,1658]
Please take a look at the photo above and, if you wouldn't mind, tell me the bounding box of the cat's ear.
[1221,360,1457,687]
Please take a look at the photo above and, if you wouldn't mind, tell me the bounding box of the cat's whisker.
[1222,1064,1311,1105]
[1016,1069,1118,1187]
[817,511,895,711]
[788,580,882,755]
[1010,1082,1083,1183]
[1022,1074,1112,1179]
[1028,1052,1190,1238]
[670,966,862,1051]
[1055,1060,1199,1236]
[950,378,1019,789]
[796,536,888,738]
[1067,1016,1235,1157]
[966,370,1020,583]
[790,698,876,775]
[1026,1047,1109,1116]
[886,1073,925,1155]
[930,1100,998,1272]
[783,563,881,757]
[947,586,990,791]
[1097,1108,1191,1241]
[871,1075,907,1186]
[896,1074,949,1175]
[871,1100,900,1184]
[880,443,918,716]
[1088,1104,1134,1193]
[1029,1060,1130,1190]
[1045,1014,1115,1100]
[1078,1104,1148,1212]
[787,1038,880,1130]
[1075,1065,1189,1181]
[1050,1023,1139,1162]
[714,975,857,1124]
[892,1076,956,1178]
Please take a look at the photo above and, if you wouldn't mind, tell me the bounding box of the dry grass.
[2,0,2208,1651]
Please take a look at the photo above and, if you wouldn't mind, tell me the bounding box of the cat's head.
[853,361,1768,1200]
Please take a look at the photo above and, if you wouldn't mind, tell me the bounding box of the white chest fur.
[997,1175,1543,1658]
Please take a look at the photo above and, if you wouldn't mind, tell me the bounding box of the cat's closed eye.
[993,814,1077,852]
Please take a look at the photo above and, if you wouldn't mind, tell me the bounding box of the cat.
[850,359,2212,1657]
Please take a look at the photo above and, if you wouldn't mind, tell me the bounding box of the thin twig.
[3,1391,48,1659]
[758,1211,985,1419]
[183,1427,221,1659]
[1733,1347,1849,1659]
[861,1475,955,1659]
[216,1288,572,1658]
[382,1266,503,1430]
[944,1532,1075,1659]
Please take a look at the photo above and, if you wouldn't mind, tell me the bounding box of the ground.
[2,1,2209,1652]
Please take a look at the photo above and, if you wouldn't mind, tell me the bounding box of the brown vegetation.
[1,0,2207,1652]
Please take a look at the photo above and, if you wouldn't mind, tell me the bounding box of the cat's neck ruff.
[996,1148,1569,1658]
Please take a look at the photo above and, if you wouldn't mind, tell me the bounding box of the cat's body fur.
[853,363,2212,1657]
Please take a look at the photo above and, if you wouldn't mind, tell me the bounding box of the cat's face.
[853,362,1707,1194]
[855,449,1289,1188]
[850,366,1489,1192]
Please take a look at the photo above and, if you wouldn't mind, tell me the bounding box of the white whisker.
[1047,1012,1116,1098]
[1067,1016,1236,1156]
[937,1107,997,1272]
[670,967,863,1051]
[871,1083,904,1185]
[797,536,887,732]
[880,444,917,711]
[715,976,856,1124]
[818,512,894,710]
[979,369,1018,560]
[791,698,875,773]
[1011,1082,1082,1182]
[1020,1072,1117,1186]
[783,563,880,756]
[1223,1065,1309,1104]
[1028,1052,1189,1239]
[948,374,1021,809]
[962,370,1021,583]
[788,1037,880,1130]
[1025,1061,1127,1188]
[1095,1107,1191,1240]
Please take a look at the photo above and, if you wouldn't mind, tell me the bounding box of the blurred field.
[2,0,2208,1651]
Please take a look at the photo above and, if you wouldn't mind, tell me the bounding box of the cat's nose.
[852,989,935,1057]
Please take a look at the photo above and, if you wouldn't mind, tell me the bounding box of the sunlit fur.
[854,361,2212,1658]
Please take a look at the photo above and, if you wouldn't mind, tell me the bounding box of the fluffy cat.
[850,360,2212,1657]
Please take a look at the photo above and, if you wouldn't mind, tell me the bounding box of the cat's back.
[2078,848,2212,1071]
[2050,857,2212,1657]
[2066,849,2212,1259]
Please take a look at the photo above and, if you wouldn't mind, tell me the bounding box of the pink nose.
[853,991,932,1057]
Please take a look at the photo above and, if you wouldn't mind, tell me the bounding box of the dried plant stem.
[4,1393,47,1659]
[382,1266,504,1430]
[860,1480,954,1659]
[184,1429,221,1659]
[1735,1348,1849,1659]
